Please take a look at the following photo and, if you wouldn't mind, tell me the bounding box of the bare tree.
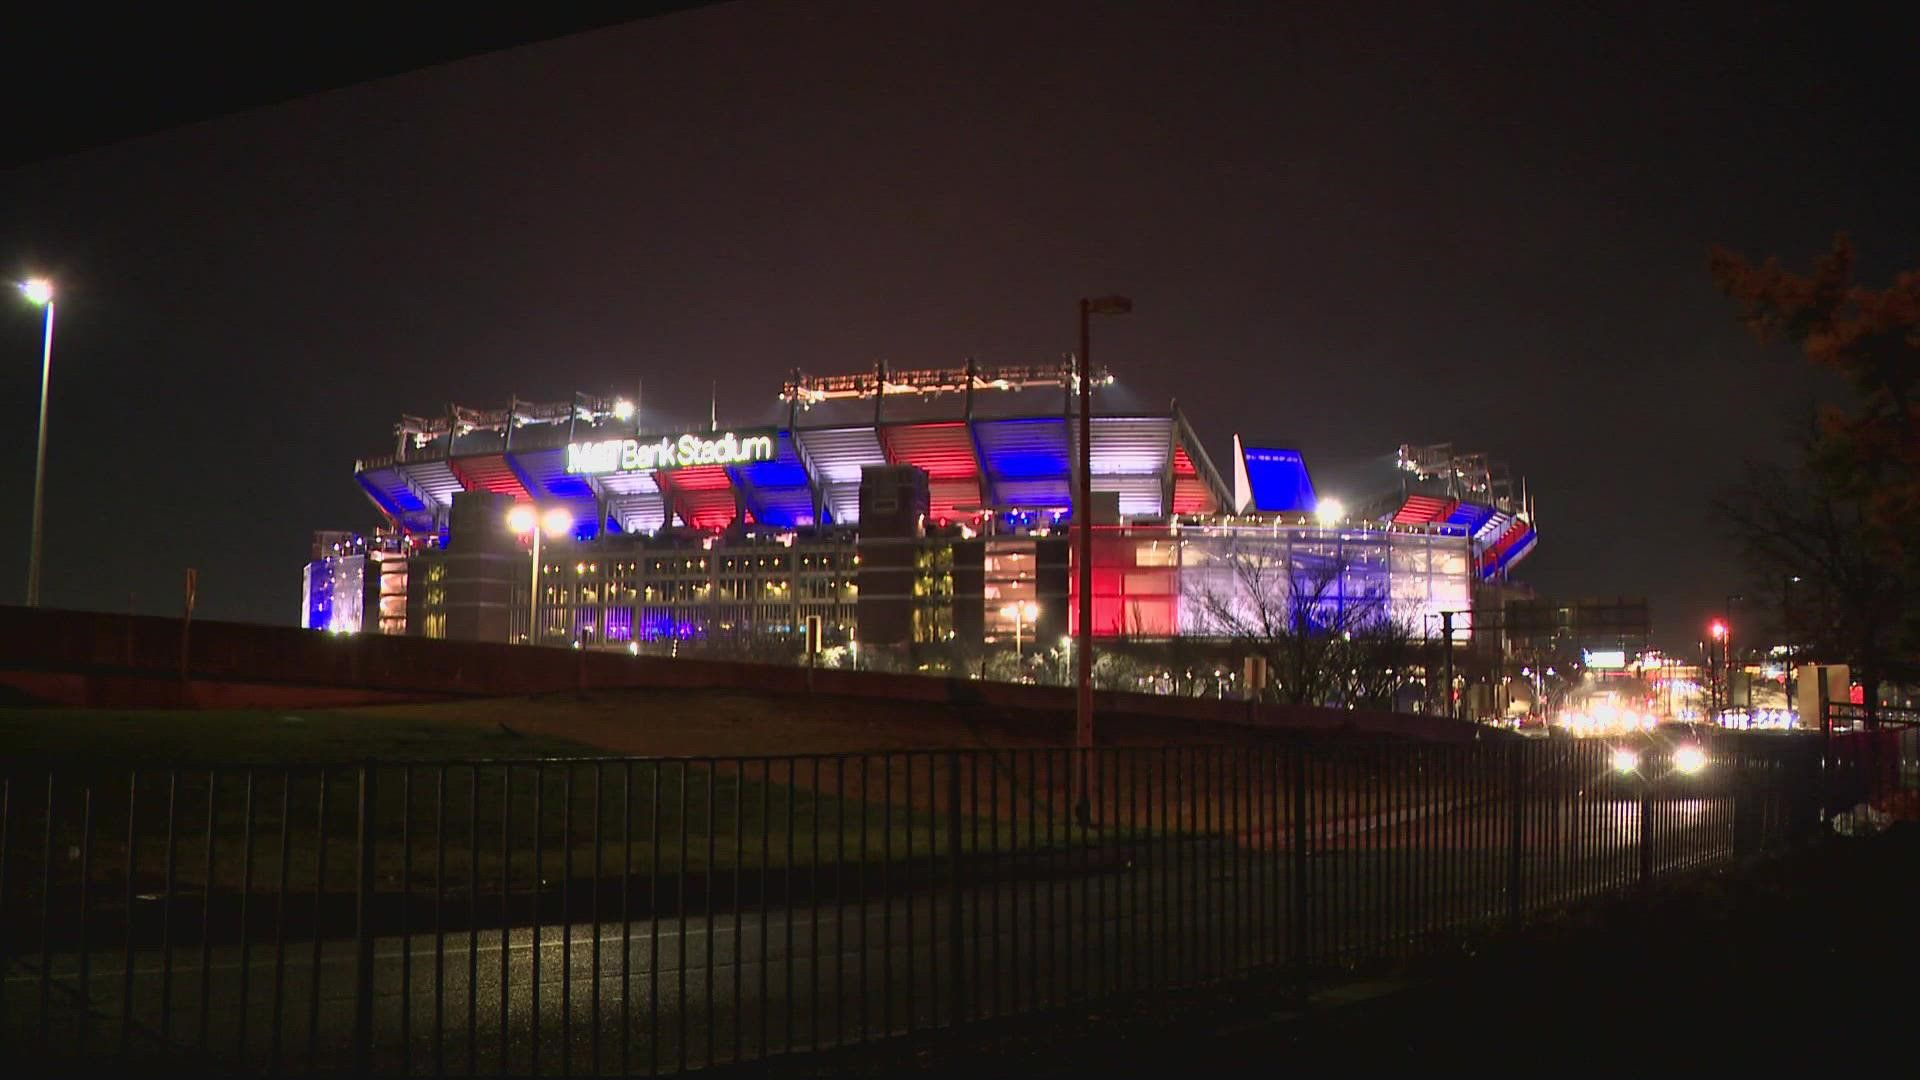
[1715,460,1917,713]
[1186,534,1417,707]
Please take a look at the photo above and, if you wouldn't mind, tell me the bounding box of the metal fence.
[1,737,1820,1075]
[1823,703,1920,812]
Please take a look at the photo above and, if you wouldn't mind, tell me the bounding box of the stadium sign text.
[566,431,777,475]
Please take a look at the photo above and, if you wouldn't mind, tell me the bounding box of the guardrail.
[0,738,1820,1074]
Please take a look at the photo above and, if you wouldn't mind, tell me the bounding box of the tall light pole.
[18,279,55,606]
[1076,295,1130,823]
[1723,593,1743,710]
[1781,574,1801,714]
[1708,619,1728,715]
[508,505,573,644]
[1001,601,1038,661]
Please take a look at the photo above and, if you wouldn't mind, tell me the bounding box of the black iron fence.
[1,737,1820,1075]
[1822,703,1920,814]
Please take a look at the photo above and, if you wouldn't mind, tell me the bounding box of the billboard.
[1583,648,1627,671]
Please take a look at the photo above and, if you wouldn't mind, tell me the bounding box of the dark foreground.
[767,824,1918,1076]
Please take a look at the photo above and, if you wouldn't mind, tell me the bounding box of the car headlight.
[1673,745,1707,774]
[1611,747,1640,773]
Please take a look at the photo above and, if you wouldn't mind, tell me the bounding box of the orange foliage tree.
[1710,235,1920,711]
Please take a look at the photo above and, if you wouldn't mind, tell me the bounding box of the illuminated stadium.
[310,363,1537,654]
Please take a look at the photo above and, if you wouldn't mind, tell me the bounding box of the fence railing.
[0,738,1821,1074]
[1822,703,1920,814]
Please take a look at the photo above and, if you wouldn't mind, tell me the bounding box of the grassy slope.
[0,705,591,764]
[344,686,1287,759]
[0,683,1296,765]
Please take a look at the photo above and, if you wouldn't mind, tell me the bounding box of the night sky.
[3,2,1915,645]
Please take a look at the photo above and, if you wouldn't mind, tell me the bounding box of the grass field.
[0,682,1290,767]
[0,686,1412,937]
[0,705,592,764]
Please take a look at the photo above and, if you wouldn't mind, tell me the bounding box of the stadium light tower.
[18,278,55,607]
[1077,294,1131,824]
[508,505,573,643]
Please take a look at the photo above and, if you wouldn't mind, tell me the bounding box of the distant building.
[304,364,1540,656]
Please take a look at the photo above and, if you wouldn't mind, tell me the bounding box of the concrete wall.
[0,605,1493,742]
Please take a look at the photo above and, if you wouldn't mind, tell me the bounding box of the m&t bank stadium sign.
[566,430,777,475]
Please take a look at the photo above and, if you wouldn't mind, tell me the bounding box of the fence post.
[1637,773,1653,885]
[1507,741,1525,924]
[1731,745,1754,857]
[1288,749,1308,973]
[945,752,966,1028]
[353,762,378,1075]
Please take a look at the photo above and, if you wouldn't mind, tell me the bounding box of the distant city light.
[1584,648,1627,670]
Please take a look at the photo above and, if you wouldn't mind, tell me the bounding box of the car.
[1607,721,1720,791]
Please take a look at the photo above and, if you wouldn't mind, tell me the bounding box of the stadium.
[306,363,1537,663]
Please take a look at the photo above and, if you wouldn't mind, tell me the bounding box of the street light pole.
[19,280,55,607]
[528,526,543,642]
[1724,594,1743,711]
[1075,295,1130,823]
[1001,602,1035,661]
[1781,574,1801,714]
[509,505,573,645]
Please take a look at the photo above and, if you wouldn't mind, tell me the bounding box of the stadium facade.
[304,363,1537,658]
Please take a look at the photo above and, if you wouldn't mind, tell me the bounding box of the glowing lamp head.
[540,507,574,538]
[1611,747,1640,774]
[18,279,53,306]
[506,505,537,534]
[1709,620,1727,640]
[1315,497,1346,527]
[612,398,635,421]
[1673,745,1708,775]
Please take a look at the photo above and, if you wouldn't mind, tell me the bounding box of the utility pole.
[1074,295,1131,825]
[1725,593,1743,711]
[1442,610,1458,720]
[1782,575,1800,714]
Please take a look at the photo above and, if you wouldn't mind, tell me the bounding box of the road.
[4,794,1736,1074]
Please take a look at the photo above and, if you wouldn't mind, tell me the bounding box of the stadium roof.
[350,365,1534,581]
[354,365,1231,535]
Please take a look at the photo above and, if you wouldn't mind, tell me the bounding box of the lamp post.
[1723,594,1743,711]
[1781,574,1801,714]
[508,505,573,644]
[1707,620,1727,715]
[1075,295,1130,823]
[18,279,55,606]
[1001,601,1039,661]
